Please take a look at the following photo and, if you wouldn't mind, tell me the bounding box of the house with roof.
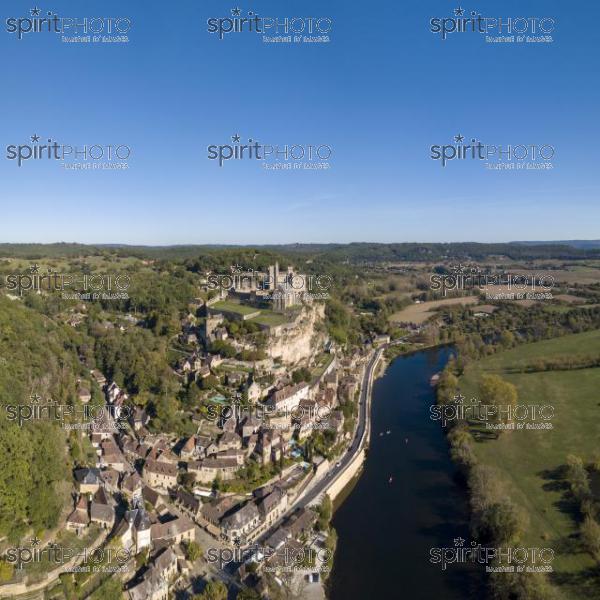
[214,449,245,466]
[217,431,242,452]
[187,457,239,484]
[117,501,152,554]
[100,467,120,493]
[143,460,178,491]
[128,547,179,600]
[221,415,237,433]
[74,468,101,494]
[172,488,202,520]
[265,382,309,413]
[101,439,127,472]
[77,384,91,404]
[179,436,197,460]
[257,486,288,530]
[66,496,90,536]
[150,516,195,545]
[265,527,291,551]
[241,415,261,439]
[106,382,129,405]
[121,472,144,499]
[220,501,261,545]
[130,407,150,431]
[284,508,316,540]
[196,433,214,456]
[199,496,239,533]
[90,488,115,531]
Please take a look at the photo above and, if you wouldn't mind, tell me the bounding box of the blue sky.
[0,0,597,245]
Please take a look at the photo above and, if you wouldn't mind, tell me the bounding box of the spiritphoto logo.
[206,543,332,570]
[207,8,332,44]
[6,134,131,170]
[430,538,554,573]
[4,537,131,569]
[3,264,131,298]
[430,7,554,43]
[207,266,333,294]
[430,135,554,169]
[429,264,555,297]
[206,397,332,425]
[5,6,131,43]
[430,395,555,430]
[207,134,332,170]
[4,393,131,428]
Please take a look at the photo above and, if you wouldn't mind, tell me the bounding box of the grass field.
[459,330,600,600]
[390,296,479,324]
[249,310,290,327]
[212,300,261,316]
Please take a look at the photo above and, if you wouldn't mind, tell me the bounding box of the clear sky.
[0,0,597,245]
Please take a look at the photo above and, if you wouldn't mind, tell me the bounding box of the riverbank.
[447,330,600,600]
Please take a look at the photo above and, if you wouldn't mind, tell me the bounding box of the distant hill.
[1,241,600,262]
[512,240,600,250]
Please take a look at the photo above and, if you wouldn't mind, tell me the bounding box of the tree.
[316,496,332,532]
[580,516,600,561]
[209,341,236,358]
[181,472,196,489]
[184,541,203,562]
[566,454,591,503]
[478,374,518,428]
[499,330,515,348]
[292,367,312,384]
[0,560,14,582]
[201,374,220,390]
[237,588,261,600]
[195,580,228,600]
[480,499,527,545]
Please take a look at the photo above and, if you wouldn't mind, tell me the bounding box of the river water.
[329,347,485,600]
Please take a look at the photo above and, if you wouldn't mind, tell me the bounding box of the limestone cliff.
[267,304,326,364]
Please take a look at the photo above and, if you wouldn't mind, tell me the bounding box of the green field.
[212,300,260,316]
[460,330,600,599]
[249,310,290,327]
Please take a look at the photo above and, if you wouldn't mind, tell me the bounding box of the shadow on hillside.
[552,565,600,599]
[539,465,569,492]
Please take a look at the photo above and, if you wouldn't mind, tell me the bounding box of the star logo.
[29,263,40,274]
[30,393,42,404]
[231,8,241,16]
[30,7,41,16]
[30,536,41,547]
[454,7,465,17]
[454,537,465,547]
[453,393,465,405]
[451,263,466,275]
[454,134,464,143]
[233,536,242,547]
[31,134,40,143]
[231,134,241,143]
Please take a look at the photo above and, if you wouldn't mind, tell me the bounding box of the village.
[53,262,376,600]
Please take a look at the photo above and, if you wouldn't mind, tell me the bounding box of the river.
[329,346,484,600]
